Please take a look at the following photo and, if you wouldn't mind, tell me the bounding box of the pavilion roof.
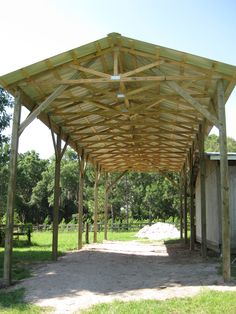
[1,32,236,172]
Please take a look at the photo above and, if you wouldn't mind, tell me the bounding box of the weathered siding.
[195,159,236,251]
[195,174,201,241]
[196,160,220,249]
[206,160,221,247]
[229,166,236,248]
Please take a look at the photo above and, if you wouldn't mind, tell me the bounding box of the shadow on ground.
[17,241,224,305]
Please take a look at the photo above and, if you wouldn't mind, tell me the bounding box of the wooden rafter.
[1,32,235,174]
[53,74,213,85]
[3,32,236,288]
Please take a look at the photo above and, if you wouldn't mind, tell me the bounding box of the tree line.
[0,148,180,225]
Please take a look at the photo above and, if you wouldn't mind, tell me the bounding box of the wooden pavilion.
[1,33,236,285]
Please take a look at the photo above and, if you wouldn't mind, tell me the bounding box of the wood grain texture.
[1,33,235,173]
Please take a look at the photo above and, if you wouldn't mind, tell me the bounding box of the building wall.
[195,159,236,251]
[229,166,236,245]
[195,160,220,250]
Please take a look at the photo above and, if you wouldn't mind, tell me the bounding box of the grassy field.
[0,230,137,281]
[0,231,235,314]
[0,288,51,314]
[81,290,236,314]
[0,230,136,314]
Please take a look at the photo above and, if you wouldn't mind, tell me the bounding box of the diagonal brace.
[19,72,78,135]
[106,170,128,193]
[165,81,220,128]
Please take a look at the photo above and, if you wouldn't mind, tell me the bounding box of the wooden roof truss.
[1,32,236,172]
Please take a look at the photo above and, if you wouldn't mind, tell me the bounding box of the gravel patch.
[15,240,236,313]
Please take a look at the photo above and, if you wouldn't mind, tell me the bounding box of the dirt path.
[18,241,236,313]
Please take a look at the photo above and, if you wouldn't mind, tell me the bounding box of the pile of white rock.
[136,222,180,240]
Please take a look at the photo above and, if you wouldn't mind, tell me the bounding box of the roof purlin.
[1,33,236,172]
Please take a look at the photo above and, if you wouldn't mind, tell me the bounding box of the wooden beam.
[48,115,57,153]
[51,128,68,261]
[160,172,179,189]
[61,136,69,158]
[183,163,188,244]
[104,172,109,240]
[19,85,68,135]
[52,134,61,261]
[121,60,163,77]
[121,47,231,81]
[113,48,119,76]
[57,75,210,85]
[87,149,186,159]
[19,71,79,134]
[217,79,230,281]
[73,129,195,137]
[199,123,207,258]
[88,100,128,116]
[79,138,188,145]
[126,83,158,97]
[3,90,21,286]
[189,147,195,251]
[167,81,220,128]
[93,165,100,243]
[107,171,128,193]
[3,47,113,89]
[70,64,110,78]
[78,152,85,250]
[179,171,183,240]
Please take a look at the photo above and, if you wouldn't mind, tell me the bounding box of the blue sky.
[1,0,236,158]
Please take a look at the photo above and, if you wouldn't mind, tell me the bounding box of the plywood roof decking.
[1,33,236,172]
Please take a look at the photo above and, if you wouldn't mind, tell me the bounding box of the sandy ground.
[16,241,236,313]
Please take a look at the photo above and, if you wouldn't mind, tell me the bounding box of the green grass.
[0,231,136,314]
[0,231,136,313]
[0,288,51,314]
[0,231,137,281]
[80,290,236,314]
[0,232,233,314]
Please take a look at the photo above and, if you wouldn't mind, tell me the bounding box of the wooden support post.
[199,123,207,258]
[183,164,188,244]
[78,152,85,250]
[104,173,109,240]
[179,171,183,239]
[52,135,61,261]
[113,48,119,76]
[189,148,195,251]
[217,79,230,281]
[85,223,89,244]
[3,91,21,286]
[93,165,100,243]
[50,126,68,261]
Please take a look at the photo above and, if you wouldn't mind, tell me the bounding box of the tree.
[205,134,236,152]
[15,151,49,223]
[31,148,86,224]
[144,173,179,222]
[110,172,179,224]
[0,143,11,221]
[0,87,13,145]
[0,88,13,220]
[30,164,53,225]
[60,149,79,222]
